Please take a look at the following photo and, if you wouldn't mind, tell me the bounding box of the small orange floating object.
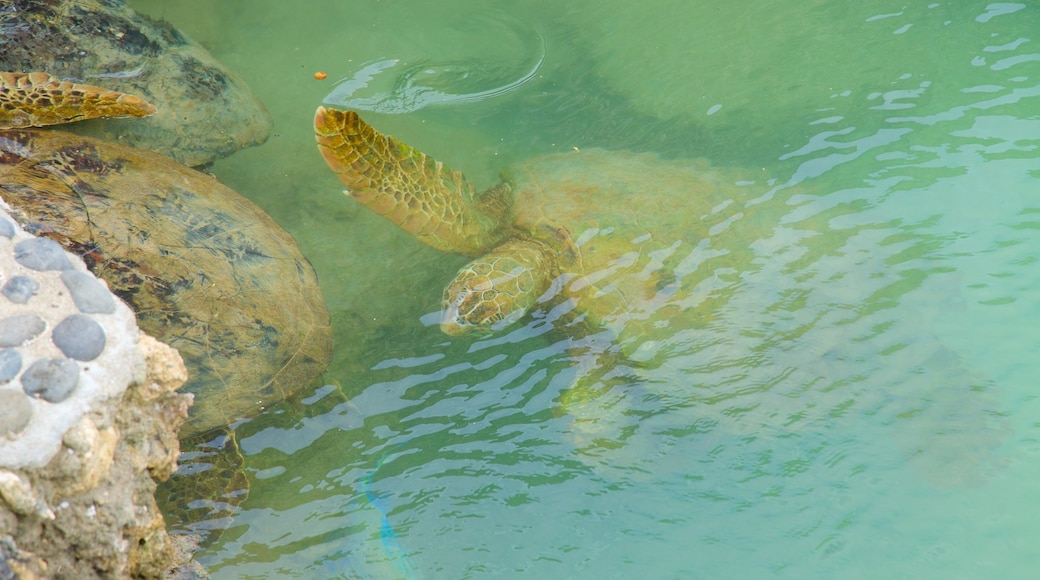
[313,71,327,80]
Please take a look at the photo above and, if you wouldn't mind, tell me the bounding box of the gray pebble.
[14,237,71,271]
[0,314,46,347]
[22,358,80,403]
[0,389,32,436]
[0,218,13,239]
[0,349,21,382]
[60,271,115,314]
[52,314,106,361]
[2,275,40,304]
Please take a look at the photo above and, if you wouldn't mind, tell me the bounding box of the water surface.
[132,1,1039,578]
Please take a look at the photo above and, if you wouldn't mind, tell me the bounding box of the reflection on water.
[130,0,1040,578]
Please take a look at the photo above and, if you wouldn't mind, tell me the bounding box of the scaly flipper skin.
[0,72,156,129]
[314,106,509,256]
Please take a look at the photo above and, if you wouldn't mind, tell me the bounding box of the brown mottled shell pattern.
[0,129,333,437]
[0,0,272,167]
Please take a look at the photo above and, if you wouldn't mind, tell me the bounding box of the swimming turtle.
[313,106,778,341]
[0,72,333,439]
[313,107,1006,484]
[0,0,272,167]
[312,106,783,426]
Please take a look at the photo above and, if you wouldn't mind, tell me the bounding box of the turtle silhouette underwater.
[313,106,783,347]
[0,72,333,439]
[313,106,1006,485]
[0,0,272,167]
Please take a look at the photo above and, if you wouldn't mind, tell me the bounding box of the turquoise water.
[134,1,1039,578]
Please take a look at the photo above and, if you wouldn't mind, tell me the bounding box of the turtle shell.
[507,149,785,347]
[0,129,332,437]
[0,0,271,166]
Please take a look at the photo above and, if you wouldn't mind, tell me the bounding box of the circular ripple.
[324,12,545,114]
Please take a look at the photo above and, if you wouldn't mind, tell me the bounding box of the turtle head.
[439,238,557,335]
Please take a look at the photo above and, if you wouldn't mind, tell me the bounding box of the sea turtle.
[312,106,786,424]
[313,107,1006,484]
[0,72,333,439]
[313,106,779,342]
[0,0,272,167]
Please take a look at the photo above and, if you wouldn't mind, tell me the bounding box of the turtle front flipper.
[314,106,509,256]
[0,72,156,129]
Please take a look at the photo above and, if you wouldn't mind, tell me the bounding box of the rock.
[1,277,39,305]
[0,349,22,383]
[60,271,116,314]
[0,390,30,437]
[12,238,71,272]
[0,199,143,468]
[0,471,50,519]
[0,315,46,347]
[0,536,48,579]
[0,203,196,578]
[20,358,80,403]
[51,314,107,362]
[60,416,119,494]
[0,334,193,579]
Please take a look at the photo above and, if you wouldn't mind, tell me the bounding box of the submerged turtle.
[0,73,333,438]
[314,107,1006,484]
[313,106,777,341]
[0,0,272,166]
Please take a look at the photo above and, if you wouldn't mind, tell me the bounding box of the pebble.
[2,276,40,304]
[21,358,80,403]
[0,206,139,470]
[13,238,72,271]
[0,349,21,382]
[60,271,115,314]
[0,389,32,436]
[0,314,46,347]
[51,315,106,361]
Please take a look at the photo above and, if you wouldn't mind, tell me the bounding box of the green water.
[133,1,1038,578]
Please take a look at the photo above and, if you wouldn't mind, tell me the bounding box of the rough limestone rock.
[0,204,194,579]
